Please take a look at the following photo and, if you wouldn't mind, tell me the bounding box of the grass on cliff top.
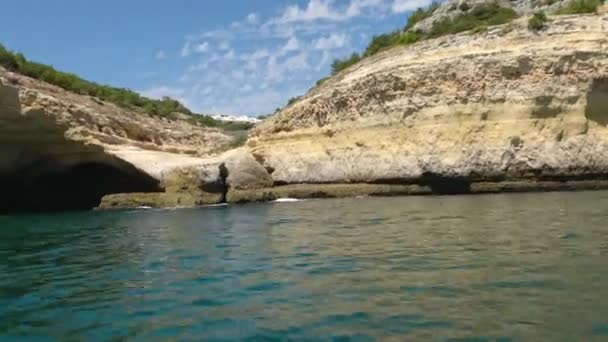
[329,3,519,75]
[0,43,252,130]
[555,0,604,14]
[528,12,549,31]
[427,3,518,38]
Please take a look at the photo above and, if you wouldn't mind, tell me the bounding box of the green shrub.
[187,115,254,131]
[2,50,191,117]
[528,12,548,31]
[555,0,602,14]
[364,32,401,57]
[471,24,488,34]
[0,43,254,129]
[394,31,419,45]
[404,2,440,31]
[459,2,472,12]
[314,2,520,89]
[331,53,361,74]
[0,44,19,70]
[227,131,249,148]
[287,96,301,106]
[316,77,330,87]
[363,30,419,57]
[429,3,518,37]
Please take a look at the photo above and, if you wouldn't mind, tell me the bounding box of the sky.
[1,0,431,116]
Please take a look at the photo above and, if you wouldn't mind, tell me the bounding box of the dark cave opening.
[585,77,608,126]
[0,158,161,214]
[421,172,472,195]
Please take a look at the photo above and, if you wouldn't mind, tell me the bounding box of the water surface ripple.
[1,191,608,341]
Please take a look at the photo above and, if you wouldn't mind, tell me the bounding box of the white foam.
[273,198,302,203]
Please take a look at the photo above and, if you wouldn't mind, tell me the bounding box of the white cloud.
[232,69,245,81]
[180,42,192,57]
[194,42,209,53]
[317,50,332,71]
[281,36,300,54]
[246,13,258,24]
[392,0,432,13]
[155,50,166,60]
[219,40,231,50]
[139,86,184,99]
[224,50,236,60]
[346,0,385,17]
[279,0,341,22]
[163,0,425,116]
[188,62,209,72]
[284,51,309,71]
[278,0,389,23]
[242,49,270,60]
[313,33,349,50]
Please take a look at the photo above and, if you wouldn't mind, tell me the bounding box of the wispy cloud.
[146,0,425,115]
[314,32,349,50]
[392,0,432,13]
[155,50,166,60]
[139,86,185,100]
[194,42,209,53]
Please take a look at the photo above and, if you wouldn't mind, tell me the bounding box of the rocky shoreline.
[101,10,608,209]
[0,66,235,213]
[98,180,608,209]
[2,7,608,213]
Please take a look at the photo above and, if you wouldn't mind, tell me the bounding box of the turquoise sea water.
[1,191,608,341]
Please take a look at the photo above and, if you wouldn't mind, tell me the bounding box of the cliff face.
[411,0,573,32]
[0,67,234,212]
[8,11,608,212]
[248,13,608,191]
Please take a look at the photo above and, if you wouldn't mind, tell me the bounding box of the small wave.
[203,203,230,208]
[273,198,302,203]
[135,206,153,210]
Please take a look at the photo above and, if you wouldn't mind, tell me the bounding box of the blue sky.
[1,0,430,116]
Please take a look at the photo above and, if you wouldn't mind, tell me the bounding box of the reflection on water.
[1,191,608,340]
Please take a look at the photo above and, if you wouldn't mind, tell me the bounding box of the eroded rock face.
[411,0,572,33]
[0,68,234,212]
[105,12,608,209]
[248,13,608,189]
[98,148,275,209]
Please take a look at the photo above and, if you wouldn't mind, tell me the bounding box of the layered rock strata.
[0,67,234,212]
[7,12,608,212]
[104,12,608,209]
[247,13,608,193]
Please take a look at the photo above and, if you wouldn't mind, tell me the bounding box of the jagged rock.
[249,13,608,191]
[224,148,274,190]
[8,11,608,212]
[0,67,235,212]
[412,0,577,33]
[98,192,212,210]
[98,148,275,208]
[106,12,608,208]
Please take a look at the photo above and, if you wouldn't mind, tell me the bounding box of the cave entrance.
[586,78,608,125]
[421,172,472,195]
[0,157,161,214]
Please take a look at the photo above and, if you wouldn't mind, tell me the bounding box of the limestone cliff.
[246,12,608,193]
[102,10,608,209]
[20,9,607,211]
[0,67,235,212]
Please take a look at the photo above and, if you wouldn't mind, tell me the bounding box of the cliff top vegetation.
[329,0,605,76]
[0,43,253,131]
